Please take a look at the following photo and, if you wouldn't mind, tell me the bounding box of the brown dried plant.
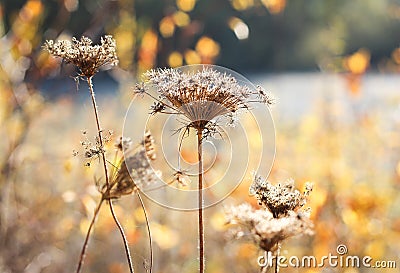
[44,36,118,78]
[135,66,274,273]
[44,35,155,273]
[226,176,314,273]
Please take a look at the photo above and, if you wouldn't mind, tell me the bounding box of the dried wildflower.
[225,203,314,252]
[138,67,274,135]
[43,35,118,78]
[133,82,146,96]
[250,175,313,217]
[115,136,133,151]
[105,148,160,199]
[80,136,103,161]
[105,132,160,199]
[136,66,275,273]
[77,130,114,166]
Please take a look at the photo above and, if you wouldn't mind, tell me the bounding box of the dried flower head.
[44,35,118,78]
[250,175,313,217]
[225,203,314,252]
[105,133,160,199]
[75,130,114,167]
[105,148,160,199]
[135,67,274,134]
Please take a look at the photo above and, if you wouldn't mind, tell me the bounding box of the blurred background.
[1,0,400,272]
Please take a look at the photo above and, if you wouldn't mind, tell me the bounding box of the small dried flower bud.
[133,82,147,95]
[150,102,166,115]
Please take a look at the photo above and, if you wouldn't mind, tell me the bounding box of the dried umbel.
[105,134,160,199]
[225,203,314,252]
[43,35,118,78]
[250,175,313,217]
[76,130,113,166]
[135,67,274,134]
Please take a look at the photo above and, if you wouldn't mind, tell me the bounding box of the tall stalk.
[274,242,281,273]
[75,77,134,273]
[76,198,104,273]
[137,192,153,273]
[197,130,204,273]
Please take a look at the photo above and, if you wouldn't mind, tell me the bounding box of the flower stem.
[137,192,153,273]
[85,77,134,273]
[108,198,134,273]
[76,198,104,273]
[197,130,204,273]
[275,242,281,273]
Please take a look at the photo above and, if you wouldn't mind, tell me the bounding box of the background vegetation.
[1,0,400,272]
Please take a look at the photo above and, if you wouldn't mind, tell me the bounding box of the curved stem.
[137,192,153,273]
[86,77,134,273]
[108,199,135,273]
[76,198,104,273]
[197,130,204,273]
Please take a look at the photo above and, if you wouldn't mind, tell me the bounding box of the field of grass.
[1,70,399,273]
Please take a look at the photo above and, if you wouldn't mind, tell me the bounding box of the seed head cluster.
[250,175,313,217]
[43,35,118,78]
[105,132,160,199]
[225,176,314,253]
[136,67,274,132]
[225,203,313,252]
[76,130,113,167]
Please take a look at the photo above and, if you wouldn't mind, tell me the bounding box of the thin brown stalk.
[108,198,135,273]
[136,192,153,273]
[84,77,134,273]
[275,242,281,273]
[197,130,204,273]
[76,198,104,273]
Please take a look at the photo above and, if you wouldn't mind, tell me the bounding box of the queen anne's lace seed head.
[250,175,313,217]
[136,67,274,134]
[44,35,118,78]
[225,203,314,252]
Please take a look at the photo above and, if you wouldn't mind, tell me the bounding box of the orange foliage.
[343,49,371,96]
